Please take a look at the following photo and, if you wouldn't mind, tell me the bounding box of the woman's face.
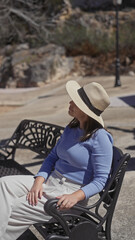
[68,101,88,122]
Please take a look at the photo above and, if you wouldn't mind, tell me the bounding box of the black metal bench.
[0,119,130,240]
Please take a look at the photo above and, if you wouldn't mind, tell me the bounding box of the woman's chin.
[68,110,74,117]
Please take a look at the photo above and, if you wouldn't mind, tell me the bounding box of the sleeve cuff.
[34,171,48,180]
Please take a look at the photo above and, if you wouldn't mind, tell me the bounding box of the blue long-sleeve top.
[35,126,113,199]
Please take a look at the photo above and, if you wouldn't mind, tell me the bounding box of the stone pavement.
[0,75,135,239]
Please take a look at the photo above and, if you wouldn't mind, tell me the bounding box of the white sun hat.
[66,80,110,127]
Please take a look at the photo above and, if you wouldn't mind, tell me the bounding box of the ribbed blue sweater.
[35,126,113,199]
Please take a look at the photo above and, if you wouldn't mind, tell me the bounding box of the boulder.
[0,57,13,88]
[0,44,74,88]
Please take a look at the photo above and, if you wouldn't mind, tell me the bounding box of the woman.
[0,80,113,240]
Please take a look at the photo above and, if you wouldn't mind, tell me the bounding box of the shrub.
[119,20,135,54]
[50,20,115,56]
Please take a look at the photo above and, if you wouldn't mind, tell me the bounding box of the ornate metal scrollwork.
[0,119,64,160]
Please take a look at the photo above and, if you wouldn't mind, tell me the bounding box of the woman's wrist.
[73,189,86,202]
[34,176,45,185]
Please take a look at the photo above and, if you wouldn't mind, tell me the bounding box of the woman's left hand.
[56,190,85,210]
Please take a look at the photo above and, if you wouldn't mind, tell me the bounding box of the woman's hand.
[56,190,85,210]
[27,176,45,206]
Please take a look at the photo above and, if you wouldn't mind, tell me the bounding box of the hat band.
[78,87,102,116]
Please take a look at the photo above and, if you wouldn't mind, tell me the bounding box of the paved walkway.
[0,75,135,239]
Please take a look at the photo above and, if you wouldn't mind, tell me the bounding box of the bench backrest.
[0,119,64,160]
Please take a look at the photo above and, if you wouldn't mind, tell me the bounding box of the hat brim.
[66,80,104,127]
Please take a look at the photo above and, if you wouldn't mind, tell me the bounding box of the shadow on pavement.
[22,160,44,168]
[17,229,38,240]
[0,138,9,146]
[108,126,135,135]
[119,95,135,108]
[126,157,135,171]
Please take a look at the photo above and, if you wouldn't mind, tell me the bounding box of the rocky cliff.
[0,2,135,88]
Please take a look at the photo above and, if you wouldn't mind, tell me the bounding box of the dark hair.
[68,117,103,141]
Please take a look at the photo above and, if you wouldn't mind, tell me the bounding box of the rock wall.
[0,7,135,88]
